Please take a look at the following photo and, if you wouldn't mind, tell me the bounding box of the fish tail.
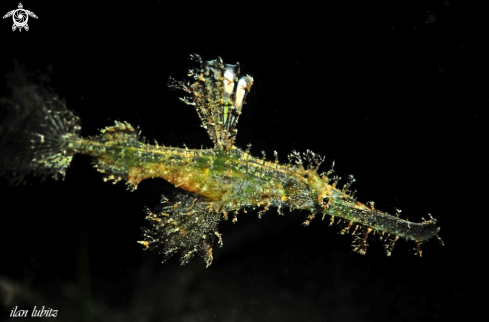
[0,61,81,183]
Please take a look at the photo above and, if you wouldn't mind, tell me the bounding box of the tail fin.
[0,61,81,183]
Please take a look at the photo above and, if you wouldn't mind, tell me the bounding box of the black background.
[0,1,486,321]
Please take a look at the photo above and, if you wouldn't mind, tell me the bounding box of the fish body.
[0,55,442,266]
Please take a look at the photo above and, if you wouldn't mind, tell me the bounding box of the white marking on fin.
[223,65,236,100]
[235,75,253,112]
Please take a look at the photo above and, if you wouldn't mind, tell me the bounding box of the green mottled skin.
[73,126,439,247]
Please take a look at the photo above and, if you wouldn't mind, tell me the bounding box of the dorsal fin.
[169,54,253,150]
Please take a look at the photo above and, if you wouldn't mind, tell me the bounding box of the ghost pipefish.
[0,55,442,267]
